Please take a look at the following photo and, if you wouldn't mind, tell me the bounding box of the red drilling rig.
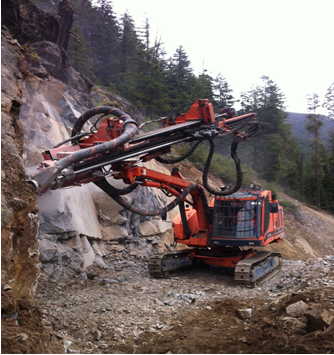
[27,99,284,286]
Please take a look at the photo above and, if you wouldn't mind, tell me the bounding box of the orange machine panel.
[173,207,199,240]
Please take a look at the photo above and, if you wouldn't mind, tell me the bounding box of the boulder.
[80,236,95,269]
[39,239,60,262]
[286,300,309,317]
[305,308,334,331]
[139,219,170,237]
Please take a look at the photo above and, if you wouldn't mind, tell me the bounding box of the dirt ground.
[33,254,334,354]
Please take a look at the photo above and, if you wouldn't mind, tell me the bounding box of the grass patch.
[279,200,298,212]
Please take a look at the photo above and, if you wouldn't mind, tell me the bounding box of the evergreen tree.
[117,11,143,94]
[258,75,286,110]
[193,73,214,101]
[90,0,121,87]
[119,12,140,73]
[323,82,334,120]
[121,20,169,119]
[166,46,195,106]
[239,76,300,191]
[322,84,334,212]
[240,85,262,112]
[324,130,334,212]
[305,93,324,208]
[67,24,94,79]
[213,73,235,109]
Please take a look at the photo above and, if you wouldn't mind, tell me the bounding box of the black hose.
[202,137,243,196]
[112,182,140,195]
[201,121,261,196]
[155,140,201,164]
[93,177,212,221]
[71,106,136,137]
[55,107,138,172]
[53,132,92,148]
[175,187,192,238]
[178,201,192,237]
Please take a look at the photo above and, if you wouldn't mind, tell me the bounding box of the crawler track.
[234,251,282,288]
[149,250,282,287]
[148,250,193,278]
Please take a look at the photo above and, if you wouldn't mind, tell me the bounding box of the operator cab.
[210,185,284,247]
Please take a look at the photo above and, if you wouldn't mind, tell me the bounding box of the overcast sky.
[111,0,333,114]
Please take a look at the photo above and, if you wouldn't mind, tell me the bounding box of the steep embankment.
[1,26,63,354]
[262,193,334,260]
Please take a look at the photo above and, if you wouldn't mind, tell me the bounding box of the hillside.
[286,112,333,151]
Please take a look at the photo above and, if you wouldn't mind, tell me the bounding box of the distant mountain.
[286,112,333,152]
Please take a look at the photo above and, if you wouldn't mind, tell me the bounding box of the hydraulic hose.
[175,187,192,238]
[202,121,261,196]
[155,140,202,164]
[56,107,138,172]
[178,201,192,237]
[202,137,243,196]
[111,182,140,195]
[93,177,212,221]
[25,107,138,194]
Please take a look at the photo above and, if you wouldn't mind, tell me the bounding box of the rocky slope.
[35,254,334,354]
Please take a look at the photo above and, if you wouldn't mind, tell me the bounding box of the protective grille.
[212,195,262,239]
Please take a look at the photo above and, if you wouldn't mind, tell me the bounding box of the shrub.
[279,200,298,212]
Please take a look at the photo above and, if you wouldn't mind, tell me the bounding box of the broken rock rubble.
[36,256,334,354]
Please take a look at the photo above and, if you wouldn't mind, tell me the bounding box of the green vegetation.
[279,200,298,213]
[21,45,41,62]
[31,0,334,213]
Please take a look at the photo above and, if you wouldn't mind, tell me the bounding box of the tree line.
[32,0,334,213]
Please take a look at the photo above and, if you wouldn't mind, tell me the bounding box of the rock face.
[2,0,72,50]
[1,2,179,281]
[1,26,40,298]
[19,62,176,278]
[1,15,180,351]
[2,1,182,286]
[1,25,64,355]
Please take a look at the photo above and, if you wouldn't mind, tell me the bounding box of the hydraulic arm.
[26,99,259,198]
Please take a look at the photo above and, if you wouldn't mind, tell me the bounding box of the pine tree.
[305,93,324,208]
[67,24,94,78]
[192,73,214,101]
[166,46,195,106]
[120,12,140,73]
[239,76,300,191]
[213,73,235,109]
[323,82,334,121]
[89,0,121,87]
[322,83,334,212]
[120,19,169,119]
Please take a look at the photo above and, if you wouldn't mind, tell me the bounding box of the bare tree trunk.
[316,142,320,208]
[300,153,303,202]
[56,0,73,51]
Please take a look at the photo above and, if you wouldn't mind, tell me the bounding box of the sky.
[111,0,334,114]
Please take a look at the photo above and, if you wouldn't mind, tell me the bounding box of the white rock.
[236,308,252,320]
[286,300,309,317]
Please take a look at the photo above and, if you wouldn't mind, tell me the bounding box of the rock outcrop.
[1,4,178,349]
[2,0,179,283]
[1,26,40,298]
